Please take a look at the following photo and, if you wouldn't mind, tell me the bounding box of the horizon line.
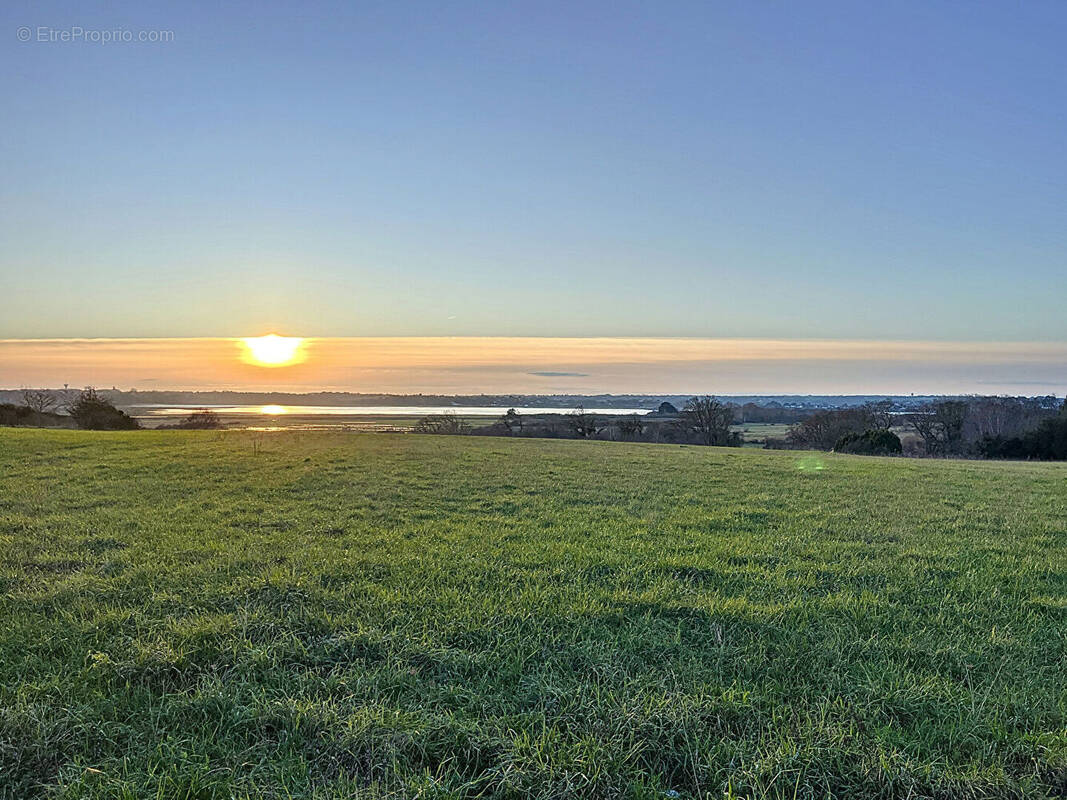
[2,335,1066,345]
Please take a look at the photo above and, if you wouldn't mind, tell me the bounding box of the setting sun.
[241,334,305,367]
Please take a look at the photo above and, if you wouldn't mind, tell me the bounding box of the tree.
[616,413,644,439]
[1026,414,1067,460]
[864,400,894,431]
[21,389,59,414]
[963,396,1052,443]
[937,401,968,454]
[739,402,760,424]
[907,409,940,455]
[0,403,61,427]
[678,396,739,446]
[501,408,523,435]
[787,404,894,451]
[907,400,967,455]
[978,413,1067,461]
[567,406,604,439]
[68,388,140,430]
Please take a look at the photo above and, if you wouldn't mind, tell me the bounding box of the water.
[128,404,656,430]
[132,404,654,417]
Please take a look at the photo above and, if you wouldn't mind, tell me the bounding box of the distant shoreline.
[0,388,988,411]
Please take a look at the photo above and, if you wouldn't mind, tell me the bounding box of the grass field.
[730,424,792,445]
[1,430,1065,799]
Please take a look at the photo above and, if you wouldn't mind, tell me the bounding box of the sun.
[241,334,305,367]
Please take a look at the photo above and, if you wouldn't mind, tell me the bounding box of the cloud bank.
[0,337,1064,396]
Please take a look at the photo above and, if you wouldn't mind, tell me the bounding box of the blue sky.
[2,0,1065,342]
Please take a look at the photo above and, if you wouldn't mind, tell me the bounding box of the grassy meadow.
[1,429,1065,799]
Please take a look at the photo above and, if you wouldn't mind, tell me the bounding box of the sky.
[1,1,1065,393]
[2,338,1065,396]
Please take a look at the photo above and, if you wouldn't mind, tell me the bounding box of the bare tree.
[864,400,894,431]
[568,406,604,438]
[907,400,968,455]
[787,405,888,450]
[907,409,941,455]
[21,389,58,414]
[937,401,968,454]
[59,384,76,413]
[964,396,1050,442]
[501,408,523,435]
[679,396,739,446]
[616,413,644,439]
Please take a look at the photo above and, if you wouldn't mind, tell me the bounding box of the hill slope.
[1,430,1065,798]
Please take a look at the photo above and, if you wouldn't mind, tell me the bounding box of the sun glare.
[260,405,287,415]
[241,334,305,367]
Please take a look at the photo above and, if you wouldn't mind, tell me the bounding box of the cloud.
[975,379,1063,386]
[1,337,1065,395]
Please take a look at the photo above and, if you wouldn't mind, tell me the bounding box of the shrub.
[834,429,902,455]
[413,412,470,435]
[977,435,1029,459]
[68,388,140,430]
[161,409,223,430]
[0,403,68,428]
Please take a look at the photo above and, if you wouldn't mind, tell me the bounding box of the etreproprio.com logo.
[17,26,174,43]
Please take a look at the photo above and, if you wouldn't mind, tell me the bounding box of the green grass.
[731,423,792,444]
[1,430,1065,799]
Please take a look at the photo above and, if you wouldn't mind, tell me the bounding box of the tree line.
[5,387,1065,460]
[1,388,223,431]
[776,396,1067,459]
[418,395,1067,460]
[416,397,745,447]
